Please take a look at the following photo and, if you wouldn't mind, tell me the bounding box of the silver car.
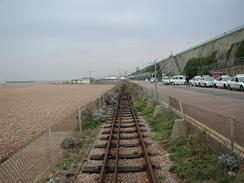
[198,76,215,87]
[213,75,231,89]
[190,76,202,86]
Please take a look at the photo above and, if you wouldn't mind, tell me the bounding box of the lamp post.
[89,70,91,83]
[149,60,159,103]
[154,60,159,103]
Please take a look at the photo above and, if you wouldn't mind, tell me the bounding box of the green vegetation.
[131,62,162,80]
[165,137,236,182]
[128,82,239,183]
[58,143,83,171]
[83,116,97,129]
[121,81,136,96]
[183,57,215,77]
[58,112,98,172]
[235,39,244,62]
[157,173,166,182]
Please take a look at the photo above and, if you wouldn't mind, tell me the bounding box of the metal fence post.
[48,126,53,162]
[230,116,236,153]
[78,108,82,135]
[179,100,184,114]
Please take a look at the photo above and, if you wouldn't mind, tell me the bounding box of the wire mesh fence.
[140,85,244,157]
[0,87,115,183]
[169,96,244,157]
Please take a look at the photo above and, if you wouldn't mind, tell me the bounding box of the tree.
[183,57,213,77]
[235,39,244,59]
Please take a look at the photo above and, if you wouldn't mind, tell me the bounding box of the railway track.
[81,92,157,183]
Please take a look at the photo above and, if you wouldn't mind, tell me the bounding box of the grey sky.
[0,0,243,81]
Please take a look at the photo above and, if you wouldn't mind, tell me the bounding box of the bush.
[235,39,244,59]
[183,57,215,77]
[218,153,240,172]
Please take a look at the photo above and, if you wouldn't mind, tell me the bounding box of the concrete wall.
[160,25,244,75]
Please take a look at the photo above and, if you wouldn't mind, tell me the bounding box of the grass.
[57,114,98,172]
[83,119,97,130]
[133,96,174,142]
[131,90,236,183]
[157,172,166,182]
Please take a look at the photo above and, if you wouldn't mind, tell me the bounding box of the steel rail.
[114,95,122,183]
[98,94,121,183]
[126,94,157,183]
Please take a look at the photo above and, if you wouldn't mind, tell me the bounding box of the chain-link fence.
[0,87,116,183]
[139,85,244,158]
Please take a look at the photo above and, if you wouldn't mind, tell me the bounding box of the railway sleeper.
[105,120,143,124]
[103,124,145,128]
[101,129,147,134]
[94,142,151,148]
[90,152,156,160]
[82,166,147,173]
[99,134,148,140]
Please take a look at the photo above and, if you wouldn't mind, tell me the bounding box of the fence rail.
[198,56,244,75]
[139,84,244,158]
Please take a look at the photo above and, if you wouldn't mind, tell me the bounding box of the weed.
[157,173,166,182]
[83,120,97,129]
[128,82,239,182]
[59,160,72,171]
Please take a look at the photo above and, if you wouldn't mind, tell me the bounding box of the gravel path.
[0,84,114,159]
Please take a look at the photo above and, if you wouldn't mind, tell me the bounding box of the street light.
[89,70,91,83]
[148,60,159,104]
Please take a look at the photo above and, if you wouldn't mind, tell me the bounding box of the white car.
[162,76,171,85]
[190,76,202,86]
[227,74,244,91]
[198,76,215,87]
[170,75,186,85]
[213,75,231,89]
[150,77,157,83]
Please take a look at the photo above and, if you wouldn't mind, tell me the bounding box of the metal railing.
[138,84,244,158]
[198,57,244,75]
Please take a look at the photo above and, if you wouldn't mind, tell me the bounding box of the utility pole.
[154,60,159,103]
[89,70,91,83]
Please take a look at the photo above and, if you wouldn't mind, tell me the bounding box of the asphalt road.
[135,81,244,123]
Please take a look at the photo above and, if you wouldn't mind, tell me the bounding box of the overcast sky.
[0,0,243,81]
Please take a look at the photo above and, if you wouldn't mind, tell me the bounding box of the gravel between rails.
[83,160,103,167]
[105,172,149,183]
[110,147,142,155]
[108,158,145,167]
[75,173,100,183]
[0,84,114,159]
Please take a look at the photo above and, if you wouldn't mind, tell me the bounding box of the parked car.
[170,75,186,85]
[150,77,157,83]
[198,76,215,87]
[213,75,231,88]
[162,76,171,85]
[190,76,202,86]
[227,74,244,91]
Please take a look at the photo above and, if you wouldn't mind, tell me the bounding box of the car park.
[227,74,244,91]
[190,76,202,86]
[162,76,171,85]
[213,75,231,89]
[170,75,186,85]
[198,76,215,87]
